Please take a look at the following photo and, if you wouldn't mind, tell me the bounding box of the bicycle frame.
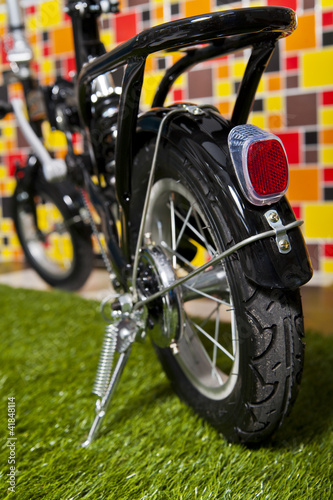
[73,5,297,288]
[5,0,314,447]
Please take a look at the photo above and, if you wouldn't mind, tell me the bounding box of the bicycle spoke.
[169,193,177,268]
[160,241,196,270]
[172,206,216,256]
[175,204,193,249]
[212,306,220,376]
[183,283,231,306]
[190,318,235,362]
[184,318,224,385]
[230,299,237,357]
[193,210,214,258]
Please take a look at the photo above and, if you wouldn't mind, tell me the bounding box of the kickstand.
[82,347,131,447]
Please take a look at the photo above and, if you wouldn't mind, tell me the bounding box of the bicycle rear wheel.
[131,138,304,444]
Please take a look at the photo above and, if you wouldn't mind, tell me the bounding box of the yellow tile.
[174,74,186,87]
[303,49,333,87]
[0,13,7,37]
[266,96,282,112]
[321,0,333,6]
[1,248,12,261]
[42,59,54,75]
[217,81,232,97]
[1,220,13,232]
[11,234,21,247]
[0,166,7,178]
[3,178,16,196]
[142,72,163,106]
[2,126,14,138]
[305,204,333,238]
[233,61,246,79]
[321,146,333,164]
[320,108,333,126]
[257,77,264,94]
[286,14,316,51]
[41,0,61,28]
[45,129,67,149]
[250,114,265,129]
[26,15,39,31]
[324,260,333,273]
[100,32,113,50]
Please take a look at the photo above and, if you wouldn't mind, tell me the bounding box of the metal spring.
[92,324,118,398]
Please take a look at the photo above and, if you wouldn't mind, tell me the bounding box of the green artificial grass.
[0,284,332,499]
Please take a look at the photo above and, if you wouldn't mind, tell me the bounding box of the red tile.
[324,168,333,182]
[173,89,184,102]
[267,0,297,10]
[7,153,26,176]
[0,41,9,65]
[286,56,298,71]
[291,205,301,219]
[65,57,76,77]
[323,11,333,27]
[324,244,333,257]
[26,5,36,15]
[276,131,300,164]
[322,91,333,106]
[115,12,138,43]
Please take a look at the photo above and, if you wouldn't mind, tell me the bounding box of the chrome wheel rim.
[18,194,75,279]
[145,179,239,400]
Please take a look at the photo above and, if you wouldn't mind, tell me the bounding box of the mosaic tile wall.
[0,0,332,284]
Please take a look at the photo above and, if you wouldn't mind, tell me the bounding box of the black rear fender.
[135,107,312,290]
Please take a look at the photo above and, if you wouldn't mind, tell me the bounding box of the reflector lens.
[247,139,288,197]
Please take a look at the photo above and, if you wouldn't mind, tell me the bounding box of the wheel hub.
[138,245,183,348]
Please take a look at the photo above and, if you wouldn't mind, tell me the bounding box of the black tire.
[12,177,94,291]
[130,139,305,445]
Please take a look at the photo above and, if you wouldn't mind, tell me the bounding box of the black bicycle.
[3,0,312,446]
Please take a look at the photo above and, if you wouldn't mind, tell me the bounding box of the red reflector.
[247,139,288,196]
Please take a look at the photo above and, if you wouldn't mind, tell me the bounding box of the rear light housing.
[228,124,289,206]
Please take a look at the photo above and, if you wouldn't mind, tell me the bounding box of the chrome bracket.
[265,209,293,254]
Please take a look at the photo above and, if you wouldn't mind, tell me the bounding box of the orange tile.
[286,14,316,51]
[287,168,319,202]
[268,114,282,130]
[154,6,164,20]
[52,26,74,55]
[185,0,211,17]
[322,129,333,144]
[218,101,230,115]
[145,56,154,72]
[29,33,37,45]
[268,76,281,91]
[218,65,229,79]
